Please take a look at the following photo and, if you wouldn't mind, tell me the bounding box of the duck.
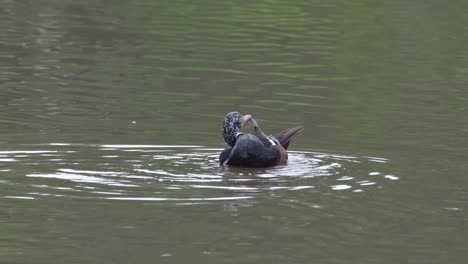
[219,111,303,167]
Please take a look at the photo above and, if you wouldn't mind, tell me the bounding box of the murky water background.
[1,0,468,263]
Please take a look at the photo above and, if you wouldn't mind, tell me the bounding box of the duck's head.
[222,112,258,147]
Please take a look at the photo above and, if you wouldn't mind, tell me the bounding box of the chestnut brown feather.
[275,126,304,150]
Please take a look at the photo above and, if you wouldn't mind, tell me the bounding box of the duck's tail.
[276,126,304,150]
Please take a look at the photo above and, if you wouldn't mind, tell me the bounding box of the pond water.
[1,0,468,263]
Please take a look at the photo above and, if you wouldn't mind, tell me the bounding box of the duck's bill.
[249,118,259,128]
[242,114,260,129]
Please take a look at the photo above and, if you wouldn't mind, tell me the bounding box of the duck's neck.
[222,124,239,147]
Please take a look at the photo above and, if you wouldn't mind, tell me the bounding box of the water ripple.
[0,144,399,203]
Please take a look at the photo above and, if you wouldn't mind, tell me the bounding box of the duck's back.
[220,133,281,167]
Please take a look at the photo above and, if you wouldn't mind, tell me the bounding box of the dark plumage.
[222,112,245,147]
[220,112,303,168]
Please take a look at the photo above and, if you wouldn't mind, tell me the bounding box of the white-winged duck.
[220,111,303,167]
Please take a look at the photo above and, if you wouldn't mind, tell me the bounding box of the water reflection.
[0,144,398,202]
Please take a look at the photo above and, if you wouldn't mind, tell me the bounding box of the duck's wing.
[225,134,281,167]
[219,131,273,166]
[252,131,278,147]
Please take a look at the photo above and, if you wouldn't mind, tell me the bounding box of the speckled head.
[222,112,252,147]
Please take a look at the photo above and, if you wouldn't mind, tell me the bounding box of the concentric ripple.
[0,144,399,203]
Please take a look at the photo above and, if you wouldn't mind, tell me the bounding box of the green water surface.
[1,0,468,263]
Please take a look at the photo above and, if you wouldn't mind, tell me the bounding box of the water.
[1,0,468,263]
[0,144,395,200]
